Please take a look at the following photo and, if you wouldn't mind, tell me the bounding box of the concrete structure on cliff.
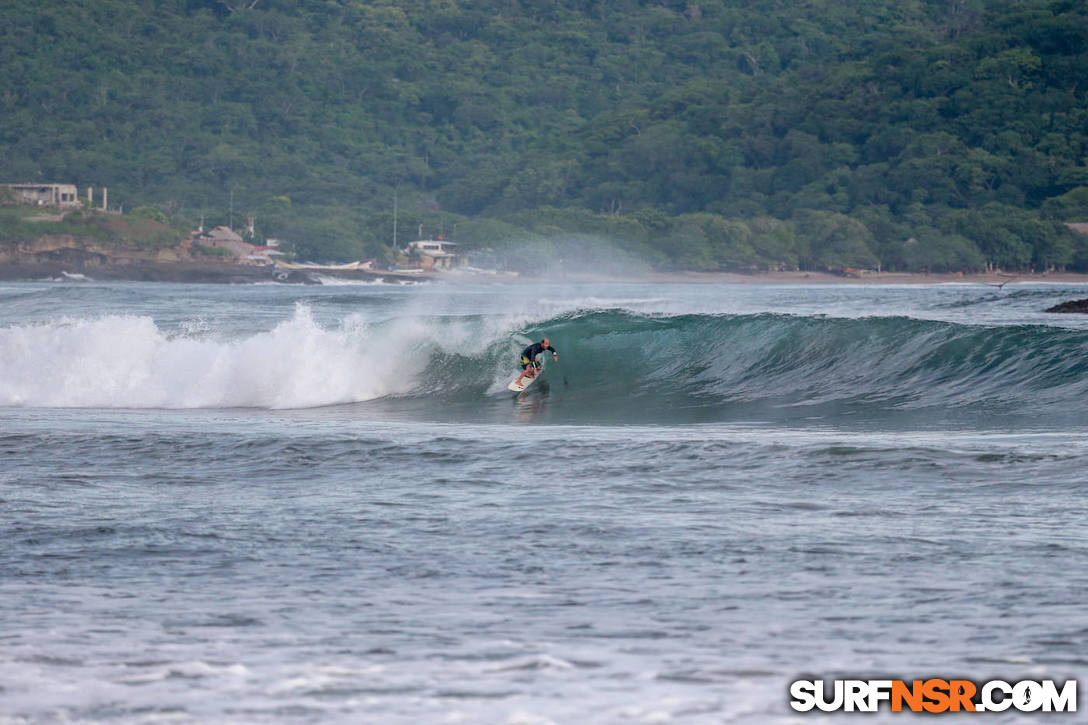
[6,183,81,208]
[4,183,115,211]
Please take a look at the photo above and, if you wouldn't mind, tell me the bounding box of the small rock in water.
[1045,298,1088,313]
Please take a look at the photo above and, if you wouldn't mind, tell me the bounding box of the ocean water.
[2,278,1087,724]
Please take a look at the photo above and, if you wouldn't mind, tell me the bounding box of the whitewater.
[2,279,1087,723]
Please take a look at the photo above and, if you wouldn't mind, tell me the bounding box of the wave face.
[3,305,1088,420]
[491,310,1088,422]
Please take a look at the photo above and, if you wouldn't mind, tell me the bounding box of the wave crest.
[0,306,423,408]
[3,306,1087,416]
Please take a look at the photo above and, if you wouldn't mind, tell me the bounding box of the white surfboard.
[507,363,544,393]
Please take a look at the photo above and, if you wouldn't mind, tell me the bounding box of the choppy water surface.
[2,279,1087,723]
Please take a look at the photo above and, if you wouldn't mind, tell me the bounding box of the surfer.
[515,337,559,387]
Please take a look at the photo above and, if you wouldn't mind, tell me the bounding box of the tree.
[128,205,169,224]
[974,48,1042,91]
[794,210,879,270]
[1043,187,1088,220]
[893,230,985,273]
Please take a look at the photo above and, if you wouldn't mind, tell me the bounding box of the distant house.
[1067,223,1088,235]
[251,245,285,257]
[407,239,460,271]
[6,183,81,208]
[191,225,258,262]
[248,245,286,265]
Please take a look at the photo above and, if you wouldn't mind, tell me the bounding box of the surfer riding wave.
[515,337,558,387]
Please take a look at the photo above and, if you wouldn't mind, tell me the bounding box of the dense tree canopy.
[1,0,1086,272]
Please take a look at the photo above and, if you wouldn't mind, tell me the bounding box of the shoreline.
[4,259,1088,286]
[0,260,278,284]
[541,269,1088,286]
[634,270,1088,285]
[0,260,436,285]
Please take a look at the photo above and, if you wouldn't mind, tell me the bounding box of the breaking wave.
[0,306,436,409]
[3,304,1088,419]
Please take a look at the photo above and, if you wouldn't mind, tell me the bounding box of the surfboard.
[507,363,544,393]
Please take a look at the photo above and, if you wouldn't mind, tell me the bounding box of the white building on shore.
[407,239,460,271]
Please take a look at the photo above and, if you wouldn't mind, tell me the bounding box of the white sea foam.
[311,274,394,286]
[0,304,505,409]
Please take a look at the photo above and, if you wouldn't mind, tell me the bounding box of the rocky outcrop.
[0,234,426,284]
[0,255,273,283]
[0,233,275,282]
[1045,298,1088,313]
[0,233,199,266]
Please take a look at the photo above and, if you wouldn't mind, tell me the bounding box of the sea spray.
[0,305,432,408]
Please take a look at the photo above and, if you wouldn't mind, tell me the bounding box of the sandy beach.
[636,269,1088,285]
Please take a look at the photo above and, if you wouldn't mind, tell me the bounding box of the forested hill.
[2,0,1088,272]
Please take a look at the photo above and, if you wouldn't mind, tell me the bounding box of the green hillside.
[2,0,1087,272]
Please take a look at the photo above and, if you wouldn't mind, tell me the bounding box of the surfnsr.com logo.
[789,679,1077,713]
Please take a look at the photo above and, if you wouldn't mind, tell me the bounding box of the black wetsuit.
[520,341,557,369]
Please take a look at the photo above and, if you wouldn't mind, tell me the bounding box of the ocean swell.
[515,310,1088,413]
[2,306,1088,417]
